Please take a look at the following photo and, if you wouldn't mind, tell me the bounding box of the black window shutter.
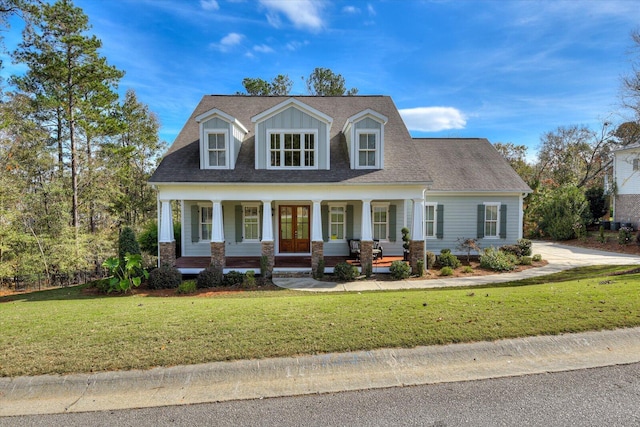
[235,205,243,242]
[346,205,354,239]
[321,205,329,241]
[191,205,199,242]
[500,204,507,239]
[477,205,485,238]
[436,204,444,239]
[388,204,397,241]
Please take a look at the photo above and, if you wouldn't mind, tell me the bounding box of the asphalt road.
[3,362,639,427]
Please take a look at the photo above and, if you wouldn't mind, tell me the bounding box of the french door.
[279,205,310,253]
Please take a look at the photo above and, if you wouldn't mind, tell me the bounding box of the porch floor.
[174,255,406,271]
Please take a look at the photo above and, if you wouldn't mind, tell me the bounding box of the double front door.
[279,205,310,253]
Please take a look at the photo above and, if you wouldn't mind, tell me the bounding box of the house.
[612,143,640,228]
[148,95,531,275]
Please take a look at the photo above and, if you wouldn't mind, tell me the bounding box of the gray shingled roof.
[149,95,432,185]
[149,95,530,193]
[412,138,531,192]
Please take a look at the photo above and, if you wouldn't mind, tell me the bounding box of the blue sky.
[3,0,640,159]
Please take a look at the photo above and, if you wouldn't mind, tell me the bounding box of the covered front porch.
[174,255,407,275]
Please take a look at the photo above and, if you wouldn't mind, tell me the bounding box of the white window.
[634,158,639,171]
[243,204,260,241]
[268,130,317,169]
[205,131,228,168]
[372,203,389,241]
[425,203,437,238]
[484,203,500,238]
[200,205,212,241]
[356,130,380,168]
[329,204,346,241]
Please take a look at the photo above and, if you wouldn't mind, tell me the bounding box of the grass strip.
[1,265,639,377]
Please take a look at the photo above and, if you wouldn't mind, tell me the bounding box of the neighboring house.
[612,143,640,228]
[149,95,531,275]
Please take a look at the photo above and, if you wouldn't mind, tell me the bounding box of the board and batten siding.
[255,106,329,169]
[417,195,523,255]
[615,148,640,195]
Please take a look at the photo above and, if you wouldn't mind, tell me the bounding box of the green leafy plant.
[479,247,516,271]
[389,260,411,279]
[461,266,474,274]
[177,280,197,294]
[314,259,325,279]
[618,226,633,245]
[598,225,606,243]
[517,238,533,256]
[334,262,359,282]
[101,253,149,293]
[148,264,182,289]
[224,271,245,287]
[426,251,436,270]
[401,227,410,258]
[415,259,425,277]
[456,237,481,263]
[244,270,256,288]
[196,266,223,288]
[532,254,542,262]
[438,249,461,269]
[440,266,453,276]
[520,256,533,265]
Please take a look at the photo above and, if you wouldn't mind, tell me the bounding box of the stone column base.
[360,240,374,276]
[409,240,425,275]
[210,242,226,276]
[311,241,324,275]
[159,241,176,267]
[261,241,275,278]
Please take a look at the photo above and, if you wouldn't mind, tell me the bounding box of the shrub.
[118,227,141,267]
[314,259,325,279]
[415,259,425,277]
[499,244,522,257]
[516,238,532,256]
[527,184,589,240]
[334,262,359,282]
[598,226,606,243]
[148,264,182,289]
[243,270,256,288]
[479,247,516,271]
[532,254,542,262]
[363,263,372,278]
[618,226,633,245]
[456,237,481,263]
[440,266,453,276]
[224,271,245,287]
[438,249,461,269]
[260,255,271,279]
[461,266,473,274]
[101,254,149,293]
[177,280,197,294]
[426,251,436,270]
[520,256,532,265]
[637,231,640,246]
[390,260,411,279]
[196,267,223,288]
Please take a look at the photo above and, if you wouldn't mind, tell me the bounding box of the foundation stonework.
[159,241,176,267]
[615,194,640,227]
[261,241,275,278]
[409,240,425,274]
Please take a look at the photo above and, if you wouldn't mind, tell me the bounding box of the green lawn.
[1,265,639,377]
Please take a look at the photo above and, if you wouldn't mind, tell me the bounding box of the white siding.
[615,148,640,195]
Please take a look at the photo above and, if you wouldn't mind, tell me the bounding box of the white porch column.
[361,199,373,240]
[211,200,224,243]
[311,200,323,241]
[159,200,174,242]
[262,200,274,241]
[411,198,424,240]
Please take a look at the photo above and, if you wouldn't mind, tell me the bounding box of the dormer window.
[205,131,228,168]
[268,130,317,169]
[357,130,380,168]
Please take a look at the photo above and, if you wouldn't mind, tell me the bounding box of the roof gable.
[195,108,249,134]
[251,98,333,125]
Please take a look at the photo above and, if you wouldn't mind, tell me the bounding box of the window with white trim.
[268,130,317,168]
[205,131,228,168]
[242,204,260,241]
[200,205,212,241]
[425,203,437,238]
[329,204,346,241]
[484,203,500,238]
[356,130,379,168]
[372,203,389,241]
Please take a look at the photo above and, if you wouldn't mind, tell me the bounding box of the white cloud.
[399,107,467,132]
[200,0,219,11]
[367,3,376,16]
[343,6,360,14]
[286,40,309,51]
[259,0,325,31]
[211,32,244,52]
[253,44,274,53]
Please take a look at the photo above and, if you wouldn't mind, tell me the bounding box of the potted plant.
[401,227,410,261]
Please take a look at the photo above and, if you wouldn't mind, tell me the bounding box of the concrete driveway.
[273,240,640,292]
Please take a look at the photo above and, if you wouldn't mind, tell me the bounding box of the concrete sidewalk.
[1,241,639,417]
[273,240,640,291]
